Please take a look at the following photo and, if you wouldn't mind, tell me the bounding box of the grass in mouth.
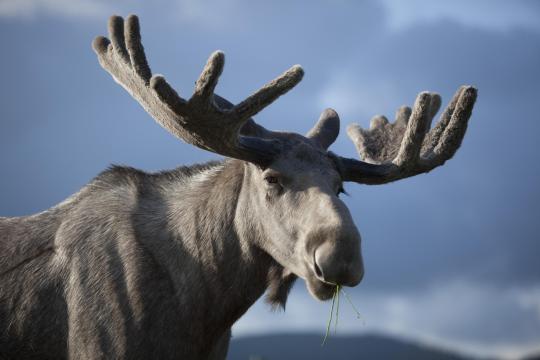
[321,284,363,346]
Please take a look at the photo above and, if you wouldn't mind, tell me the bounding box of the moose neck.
[138,159,294,341]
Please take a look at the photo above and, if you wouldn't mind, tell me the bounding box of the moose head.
[93,15,476,302]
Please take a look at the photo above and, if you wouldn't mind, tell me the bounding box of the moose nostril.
[313,246,363,286]
[314,259,323,279]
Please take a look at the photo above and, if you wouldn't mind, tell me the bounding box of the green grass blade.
[334,285,340,334]
[341,288,362,319]
[321,286,337,346]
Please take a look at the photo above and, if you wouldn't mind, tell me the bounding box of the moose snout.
[313,240,364,287]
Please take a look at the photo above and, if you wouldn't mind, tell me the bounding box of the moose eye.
[265,176,279,184]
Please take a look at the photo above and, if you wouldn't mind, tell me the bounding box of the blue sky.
[1,1,539,358]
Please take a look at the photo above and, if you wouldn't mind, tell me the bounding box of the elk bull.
[0,15,477,360]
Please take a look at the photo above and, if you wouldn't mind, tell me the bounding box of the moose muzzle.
[313,236,364,287]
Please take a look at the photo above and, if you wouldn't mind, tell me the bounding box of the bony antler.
[338,86,477,184]
[93,15,476,180]
[92,15,304,166]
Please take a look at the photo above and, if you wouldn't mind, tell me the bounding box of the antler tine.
[125,15,152,83]
[395,106,412,127]
[191,51,225,106]
[108,15,129,63]
[427,93,442,126]
[394,92,433,167]
[421,86,466,156]
[94,15,304,166]
[426,86,477,167]
[231,65,304,120]
[340,86,477,184]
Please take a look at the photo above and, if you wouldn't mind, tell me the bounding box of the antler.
[92,15,304,166]
[339,86,477,184]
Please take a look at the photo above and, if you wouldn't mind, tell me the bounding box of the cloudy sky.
[1,1,539,359]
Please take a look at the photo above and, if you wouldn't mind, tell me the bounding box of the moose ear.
[306,108,340,150]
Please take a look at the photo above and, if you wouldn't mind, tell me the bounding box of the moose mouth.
[304,254,337,301]
[306,274,336,301]
[304,260,335,301]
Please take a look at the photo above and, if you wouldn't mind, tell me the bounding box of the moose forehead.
[269,134,341,181]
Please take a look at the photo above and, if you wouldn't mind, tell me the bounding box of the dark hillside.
[229,333,473,360]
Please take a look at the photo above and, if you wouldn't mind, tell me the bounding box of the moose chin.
[0,14,476,360]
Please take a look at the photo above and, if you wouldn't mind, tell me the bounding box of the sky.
[0,0,539,359]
